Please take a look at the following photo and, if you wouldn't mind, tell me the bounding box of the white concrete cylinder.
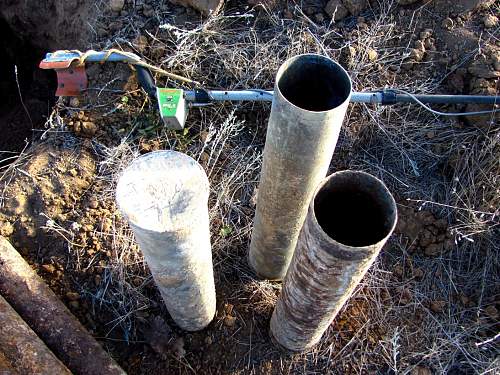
[116,150,216,331]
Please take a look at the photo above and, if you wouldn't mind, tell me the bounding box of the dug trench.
[0,0,94,163]
[0,17,56,163]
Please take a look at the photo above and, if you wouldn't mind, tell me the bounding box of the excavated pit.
[0,0,93,164]
[0,17,56,163]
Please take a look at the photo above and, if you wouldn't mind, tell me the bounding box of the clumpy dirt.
[0,0,499,374]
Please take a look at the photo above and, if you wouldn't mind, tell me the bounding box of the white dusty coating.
[270,171,397,351]
[248,54,352,280]
[116,150,216,331]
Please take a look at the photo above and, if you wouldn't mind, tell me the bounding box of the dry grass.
[5,0,496,373]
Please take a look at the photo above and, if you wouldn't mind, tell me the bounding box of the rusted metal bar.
[248,54,352,280]
[0,294,71,375]
[270,171,397,351]
[0,236,126,375]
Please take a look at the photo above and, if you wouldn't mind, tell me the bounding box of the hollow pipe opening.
[276,54,351,112]
[313,171,397,247]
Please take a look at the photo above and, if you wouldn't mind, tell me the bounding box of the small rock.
[200,152,210,164]
[42,264,56,273]
[66,292,80,301]
[74,121,82,134]
[394,264,404,278]
[133,35,148,53]
[414,40,425,51]
[426,130,435,139]
[324,0,349,21]
[88,197,99,209]
[419,29,433,39]
[200,130,210,143]
[315,13,325,23]
[109,0,125,12]
[224,315,236,327]
[442,17,454,30]
[69,97,80,107]
[0,222,14,237]
[205,336,213,345]
[413,267,424,280]
[69,301,80,309]
[348,46,357,58]
[410,48,425,62]
[399,288,412,305]
[224,303,234,315]
[81,122,97,137]
[367,49,378,61]
[283,9,293,19]
[430,300,446,313]
[424,38,435,50]
[102,218,113,233]
[483,14,498,28]
[484,305,498,320]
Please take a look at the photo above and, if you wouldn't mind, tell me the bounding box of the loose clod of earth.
[0,0,498,374]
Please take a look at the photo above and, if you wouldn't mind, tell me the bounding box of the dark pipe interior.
[314,174,396,247]
[277,55,351,112]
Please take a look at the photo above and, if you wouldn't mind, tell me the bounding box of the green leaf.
[219,225,233,238]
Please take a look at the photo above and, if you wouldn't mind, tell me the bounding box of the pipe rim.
[115,150,209,232]
[310,170,397,252]
[275,53,352,113]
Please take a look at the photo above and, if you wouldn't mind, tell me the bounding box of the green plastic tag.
[157,88,182,117]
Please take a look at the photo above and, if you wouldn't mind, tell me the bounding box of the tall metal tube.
[270,171,397,351]
[249,54,352,280]
[116,150,216,331]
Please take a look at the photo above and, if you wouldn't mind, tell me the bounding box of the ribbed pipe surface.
[116,151,216,331]
[249,54,352,280]
[270,171,397,351]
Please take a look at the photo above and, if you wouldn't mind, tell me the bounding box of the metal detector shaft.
[184,90,500,105]
[184,91,381,103]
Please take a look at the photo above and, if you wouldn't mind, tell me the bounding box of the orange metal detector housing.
[39,59,87,97]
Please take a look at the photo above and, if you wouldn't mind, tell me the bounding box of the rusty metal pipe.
[0,236,125,375]
[270,171,397,351]
[0,295,71,375]
[248,54,352,280]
